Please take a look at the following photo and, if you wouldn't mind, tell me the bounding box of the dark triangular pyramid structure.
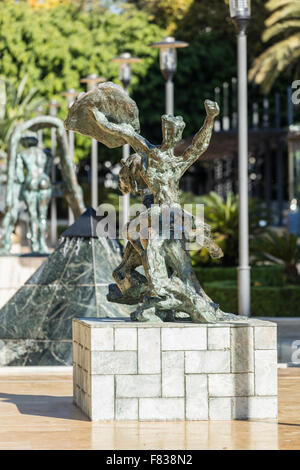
[0,207,130,366]
[60,206,102,238]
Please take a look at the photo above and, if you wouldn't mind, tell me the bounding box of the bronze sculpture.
[0,116,85,254]
[0,131,52,253]
[65,82,239,323]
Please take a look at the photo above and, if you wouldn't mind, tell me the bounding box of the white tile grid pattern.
[72,319,278,421]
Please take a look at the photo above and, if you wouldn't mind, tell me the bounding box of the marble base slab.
[0,238,131,365]
[72,317,278,421]
[0,339,72,366]
[0,255,47,308]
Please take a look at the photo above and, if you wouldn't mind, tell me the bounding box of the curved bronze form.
[0,116,85,253]
[65,82,240,323]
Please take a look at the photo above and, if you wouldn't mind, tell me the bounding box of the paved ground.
[257,317,300,364]
[0,367,299,449]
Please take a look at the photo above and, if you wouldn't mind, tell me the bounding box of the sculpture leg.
[37,188,51,253]
[23,189,39,253]
[163,239,220,321]
[0,210,14,253]
[0,212,11,252]
[107,237,149,305]
[123,208,220,323]
[133,236,219,323]
[0,184,22,253]
[130,236,177,322]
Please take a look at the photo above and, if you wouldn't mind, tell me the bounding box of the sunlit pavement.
[0,367,299,450]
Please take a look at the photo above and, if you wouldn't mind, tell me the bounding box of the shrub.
[203,281,300,317]
[195,265,285,287]
[251,230,300,284]
[191,192,273,267]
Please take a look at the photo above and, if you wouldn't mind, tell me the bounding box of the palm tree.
[0,75,45,157]
[249,0,300,93]
[191,191,272,266]
[251,230,300,283]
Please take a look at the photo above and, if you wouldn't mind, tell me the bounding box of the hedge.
[203,281,300,317]
[195,265,285,287]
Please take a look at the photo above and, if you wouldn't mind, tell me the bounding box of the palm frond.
[19,87,39,110]
[263,19,300,41]
[5,116,26,143]
[251,230,300,265]
[0,76,44,154]
[266,0,297,11]
[266,0,295,11]
[266,3,300,28]
[249,34,300,93]
[5,80,17,108]
[22,97,45,114]
[16,73,28,106]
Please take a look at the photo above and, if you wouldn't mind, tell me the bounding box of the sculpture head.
[161,114,185,149]
[20,131,38,148]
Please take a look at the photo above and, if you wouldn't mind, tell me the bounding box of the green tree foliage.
[126,0,268,63]
[0,74,45,157]
[0,0,272,165]
[125,0,194,32]
[125,0,269,140]
[0,2,164,161]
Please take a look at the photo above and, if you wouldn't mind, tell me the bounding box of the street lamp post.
[150,37,188,115]
[111,52,141,92]
[111,53,141,229]
[80,74,106,209]
[229,0,251,316]
[62,88,78,225]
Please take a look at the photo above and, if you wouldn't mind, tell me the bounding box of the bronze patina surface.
[65,82,240,323]
[65,82,140,148]
[0,116,85,254]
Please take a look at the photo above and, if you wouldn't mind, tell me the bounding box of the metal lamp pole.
[49,99,60,246]
[229,0,251,316]
[80,74,106,209]
[111,53,142,229]
[61,88,78,225]
[150,37,189,115]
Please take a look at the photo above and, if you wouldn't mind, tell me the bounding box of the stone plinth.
[72,317,278,421]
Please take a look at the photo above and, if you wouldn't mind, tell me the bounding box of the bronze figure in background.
[0,116,85,254]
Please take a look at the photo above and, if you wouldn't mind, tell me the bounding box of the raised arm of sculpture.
[179,100,219,174]
[92,109,153,157]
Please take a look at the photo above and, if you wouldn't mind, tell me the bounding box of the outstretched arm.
[93,109,153,157]
[180,100,219,173]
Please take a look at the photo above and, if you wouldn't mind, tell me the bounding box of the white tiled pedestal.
[72,318,277,421]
